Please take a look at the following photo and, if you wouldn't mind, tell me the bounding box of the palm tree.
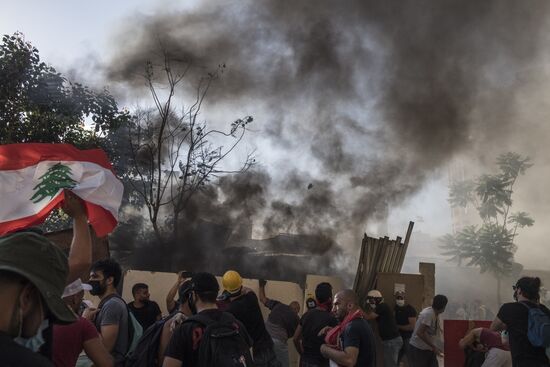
[508,212,535,238]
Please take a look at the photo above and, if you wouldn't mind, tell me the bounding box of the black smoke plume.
[107,0,550,278]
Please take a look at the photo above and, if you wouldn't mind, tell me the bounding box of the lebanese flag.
[0,143,124,237]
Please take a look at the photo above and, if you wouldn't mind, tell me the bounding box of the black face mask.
[89,280,106,296]
[513,290,518,302]
[188,292,198,315]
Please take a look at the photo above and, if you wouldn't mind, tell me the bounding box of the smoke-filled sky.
[3,0,550,270]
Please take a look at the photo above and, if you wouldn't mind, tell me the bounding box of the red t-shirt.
[53,316,99,367]
[480,328,509,351]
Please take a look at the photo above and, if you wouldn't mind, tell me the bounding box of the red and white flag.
[0,143,124,237]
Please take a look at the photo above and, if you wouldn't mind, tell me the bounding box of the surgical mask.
[88,280,106,296]
[14,319,48,353]
[396,300,405,307]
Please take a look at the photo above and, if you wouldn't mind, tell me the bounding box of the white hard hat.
[367,290,383,298]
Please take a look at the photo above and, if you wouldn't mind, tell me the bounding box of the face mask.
[396,300,405,307]
[89,280,106,296]
[513,290,518,302]
[14,319,48,353]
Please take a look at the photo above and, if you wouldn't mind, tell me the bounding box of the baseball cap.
[177,280,193,304]
[191,272,220,293]
[0,232,76,324]
[62,278,92,298]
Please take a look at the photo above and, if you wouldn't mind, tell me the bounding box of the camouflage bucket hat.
[0,232,76,324]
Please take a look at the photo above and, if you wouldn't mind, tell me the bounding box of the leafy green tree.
[0,32,129,148]
[441,152,534,304]
[0,32,129,231]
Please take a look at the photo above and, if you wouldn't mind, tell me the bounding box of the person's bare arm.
[158,321,173,366]
[416,323,441,354]
[64,190,92,284]
[166,272,184,312]
[83,337,114,367]
[399,316,417,332]
[100,324,120,352]
[293,324,304,355]
[458,328,479,349]
[490,316,507,332]
[258,279,270,306]
[320,345,359,367]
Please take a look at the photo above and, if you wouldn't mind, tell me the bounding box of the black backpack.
[186,312,254,367]
[125,317,168,367]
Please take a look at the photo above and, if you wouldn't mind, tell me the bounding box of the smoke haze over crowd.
[103,0,550,267]
[3,0,550,271]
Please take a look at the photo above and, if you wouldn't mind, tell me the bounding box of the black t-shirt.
[164,309,251,366]
[300,308,339,365]
[374,303,400,341]
[0,331,54,367]
[128,300,162,331]
[394,304,417,339]
[341,318,377,367]
[497,301,550,365]
[226,292,273,351]
[265,299,300,339]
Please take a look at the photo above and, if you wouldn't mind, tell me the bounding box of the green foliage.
[0,32,129,147]
[448,153,532,225]
[471,223,515,276]
[497,152,533,180]
[508,211,535,229]
[475,174,512,220]
[448,179,476,208]
[442,152,534,298]
[0,32,129,232]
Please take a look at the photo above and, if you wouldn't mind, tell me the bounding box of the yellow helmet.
[222,270,243,294]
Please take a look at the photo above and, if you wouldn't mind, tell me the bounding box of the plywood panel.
[375,273,425,312]
[120,270,305,366]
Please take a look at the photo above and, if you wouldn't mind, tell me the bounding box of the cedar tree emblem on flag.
[31,163,77,203]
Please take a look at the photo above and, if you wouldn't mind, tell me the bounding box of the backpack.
[520,301,550,348]
[185,312,254,367]
[126,310,144,357]
[96,295,143,359]
[125,317,168,367]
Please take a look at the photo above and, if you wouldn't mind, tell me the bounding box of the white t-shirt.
[409,307,440,350]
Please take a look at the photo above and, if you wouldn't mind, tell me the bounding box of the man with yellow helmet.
[222,270,281,367]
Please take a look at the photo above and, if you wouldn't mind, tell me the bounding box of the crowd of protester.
[1,192,550,367]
